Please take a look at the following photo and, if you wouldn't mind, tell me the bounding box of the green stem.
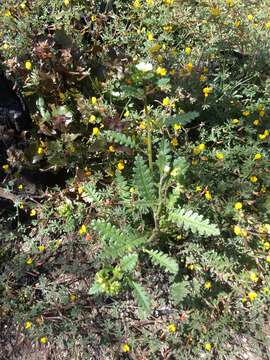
[144,87,153,174]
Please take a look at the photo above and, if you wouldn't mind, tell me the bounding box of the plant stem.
[144,87,153,174]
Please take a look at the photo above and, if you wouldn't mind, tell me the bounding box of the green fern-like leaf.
[156,139,172,174]
[169,208,220,236]
[105,130,137,149]
[81,183,103,204]
[144,249,178,275]
[130,281,151,318]
[165,111,199,127]
[119,253,138,272]
[133,155,156,205]
[114,171,130,201]
[170,281,189,305]
[92,220,147,259]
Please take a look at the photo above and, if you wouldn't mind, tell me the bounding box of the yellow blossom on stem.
[253,119,260,126]
[234,202,243,210]
[242,111,250,117]
[204,343,212,351]
[38,245,45,252]
[250,176,258,183]
[231,118,240,125]
[147,32,154,41]
[163,0,174,5]
[91,96,97,105]
[117,161,125,172]
[249,272,258,282]
[69,294,77,302]
[63,0,70,6]
[25,321,32,329]
[168,323,176,333]
[193,143,206,155]
[215,152,224,160]
[156,67,167,76]
[247,14,254,21]
[92,127,100,136]
[121,343,130,352]
[24,60,32,71]
[37,147,43,155]
[204,281,212,289]
[26,257,33,265]
[254,153,262,160]
[2,164,9,172]
[108,145,115,152]
[205,191,212,201]
[79,224,87,235]
[40,336,47,344]
[171,138,178,146]
[203,87,212,97]
[162,97,170,106]
[185,63,193,72]
[133,0,141,8]
[30,209,37,217]
[248,291,257,302]
[210,6,220,16]
[185,47,191,55]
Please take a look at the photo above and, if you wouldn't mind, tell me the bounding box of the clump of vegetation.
[0,0,270,359]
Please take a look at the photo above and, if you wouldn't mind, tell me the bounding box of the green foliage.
[170,281,189,305]
[144,249,178,275]
[130,281,151,318]
[170,208,221,236]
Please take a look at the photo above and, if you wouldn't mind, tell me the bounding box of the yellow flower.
[163,24,172,32]
[248,291,257,301]
[226,0,234,6]
[20,2,27,9]
[185,47,191,55]
[69,294,77,302]
[247,14,254,21]
[24,60,32,71]
[242,111,250,117]
[204,343,212,351]
[147,32,154,41]
[121,343,130,352]
[91,96,97,105]
[234,202,243,210]
[250,176,258,183]
[19,202,24,209]
[253,119,260,126]
[18,184,24,190]
[263,287,269,294]
[259,110,265,117]
[26,257,33,265]
[162,97,170,106]
[133,0,141,8]
[205,191,212,201]
[171,138,178,146]
[265,21,270,29]
[108,145,115,152]
[234,225,242,236]
[234,20,241,27]
[117,161,125,172]
[38,245,45,252]
[79,224,87,235]
[124,110,130,117]
[40,336,47,344]
[168,323,176,333]
[4,9,11,17]
[195,185,202,192]
[156,67,167,76]
[30,209,37,217]
[199,74,206,82]
[37,147,43,155]
[186,63,193,72]
[92,127,100,136]
[249,272,258,282]
[25,321,32,330]
[146,0,154,6]
[242,296,247,303]
[63,0,70,5]
[193,143,206,155]
[215,152,224,160]
[187,263,195,270]
[2,164,9,172]
[254,153,262,160]
[203,87,212,97]
[210,6,220,16]
[263,242,270,251]
[2,43,9,50]
[231,118,240,125]
[163,0,174,5]
[89,115,96,123]
[204,281,212,289]
[173,123,181,131]
[129,187,135,193]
